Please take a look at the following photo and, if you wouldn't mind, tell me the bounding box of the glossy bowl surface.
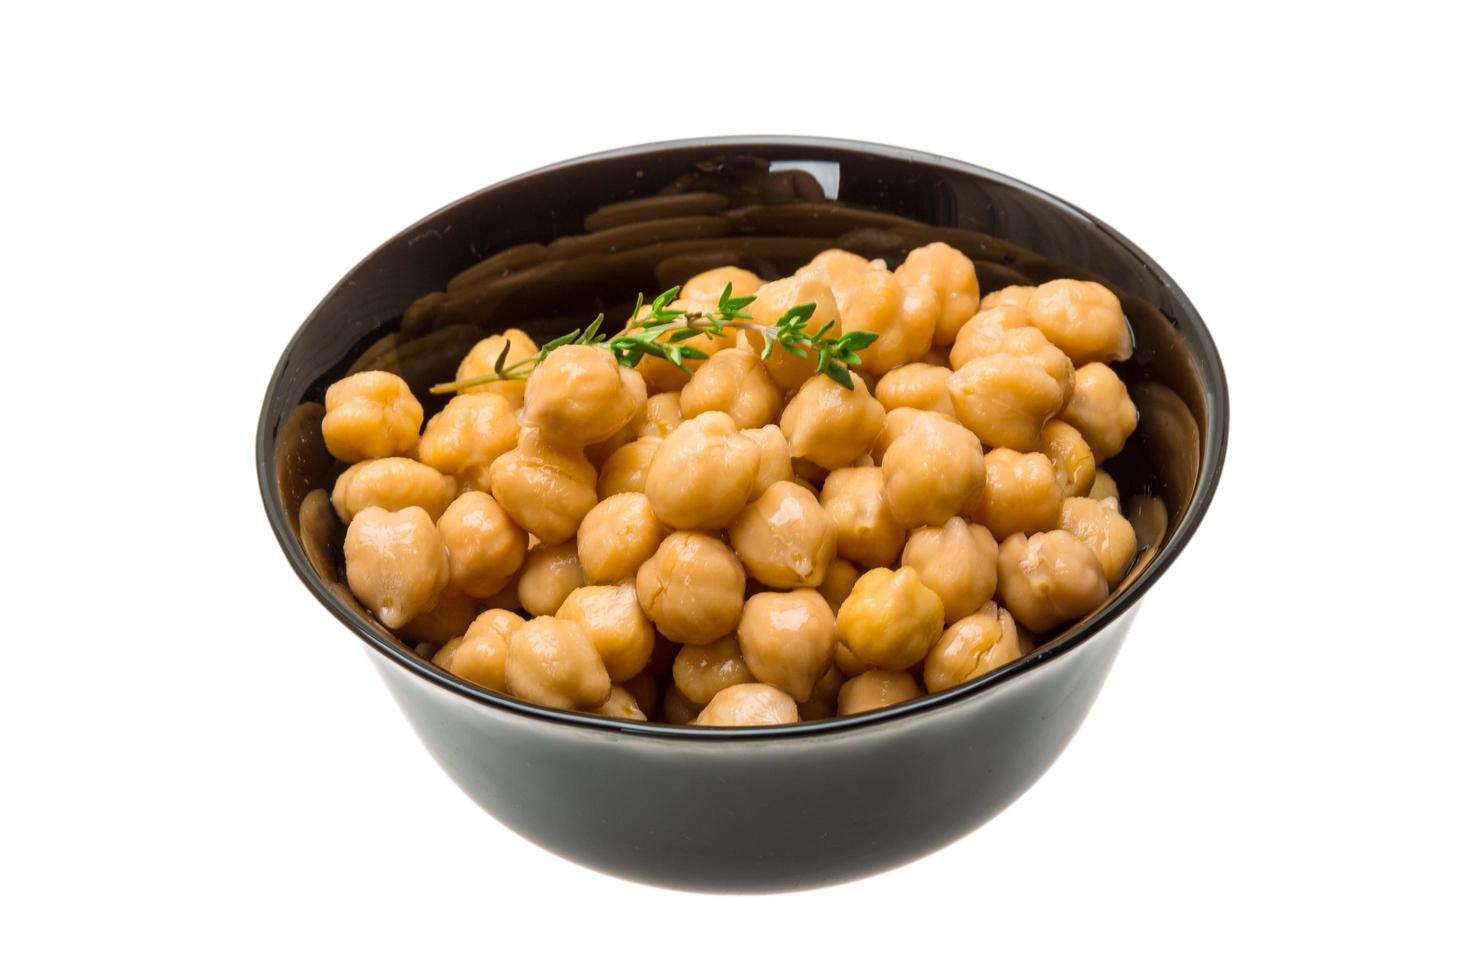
[257,137,1227,891]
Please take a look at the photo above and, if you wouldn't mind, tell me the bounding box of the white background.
[3,3,1466,977]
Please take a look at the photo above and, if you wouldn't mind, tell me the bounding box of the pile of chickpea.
[321,243,1141,726]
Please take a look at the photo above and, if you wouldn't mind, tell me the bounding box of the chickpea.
[780,373,886,471]
[454,329,539,406]
[837,670,921,716]
[874,363,955,416]
[974,448,1064,540]
[728,481,837,589]
[639,392,684,438]
[645,412,760,530]
[431,609,522,692]
[894,242,980,347]
[923,602,1023,693]
[836,566,945,671]
[470,607,526,649]
[1059,496,1139,587]
[331,457,457,524]
[592,685,647,721]
[634,532,746,644]
[399,588,477,646]
[661,684,702,724]
[322,371,423,463]
[488,428,598,544]
[435,491,528,598]
[870,406,923,464]
[880,411,987,528]
[828,267,941,374]
[1040,419,1097,499]
[416,393,520,493]
[343,506,449,629]
[737,269,842,390]
[737,590,837,702]
[675,348,781,430]
[834,641,868,677]
[556,582,655,682]
[623,669,662,718]
[583,413,641,469]
[947,352,1066,452]
[979,284,1036,312]
[950,318,1074,403]
[672,634,755,705]
[1059,363,1138,461]
[817,558,861,613]
[743,424,795,496]
[949,304,1030,368]
[1089,468,1120,502]
[681,265,765,311]
[694,683,800,727]
[597,436,661,499]
[901,517,999,623]
[1026,278,1133,364]
[576,492,667,585]
[800,248,882,287]
[799,665,845,721]
[996,530,1109,633]
[504,616,611,711]
[820,467,906,568]
[518,541,585,617]
[523,345,647,448]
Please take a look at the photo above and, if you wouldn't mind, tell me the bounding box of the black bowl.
[256,137,1227,893]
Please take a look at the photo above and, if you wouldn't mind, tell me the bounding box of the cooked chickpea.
[678,348,782,429]
[743,424,795,496]
[1089,468,1120,502]
[880,411,987,528]
[828,267,940,374]
[416,393,520,492]
[645,412,760,530]
[996,530,1109,633]
[737,590,837,702]
[950,319,1074,403]
[576,492,666,585]
[1040,419,1097,498]
[592,685,647,721]
[979,284,1036,312]
[597,436,661,499]
[518,541,585,616]
[435,491,527,598]
[523,345,647,448]
[672,634,755,705]
[556,582,655,682]
[694,683,800,727]
[322,371,423,462]
[1059,496,1139,588]
[488,428,598,544]
[781,373,885,471]
[343,506,449,629]
[901,517,999,623]
[331,457,457,524]
[470,607,526,648]
[583,414,641,470]
[947,352,1066,452]
[639,392,684,438]
[894,242,980,347]
[504,616,611,711]
[817,558,861,613]
[681,265,765,310]
[634,532,746,644]
[974,448,1064,540]
[870,406,923,464]
[1059,363,1138,461]
[799,665,845,721]
[836,566,945,671]
[801,248,882,287]
[454,329,539,405]
[820,467,906,568]
[837,670,921,716]
[834,641,868,677]
[923,602,1023,693]
[1026,278,1133,364]
[738,269,842,390]
[661,684,702,724]
[728,481,837,589]
[874,363,955,416]
[431,609,522,691]
[399,588,477,646]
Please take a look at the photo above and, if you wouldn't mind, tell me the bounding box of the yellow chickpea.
[634,532,746,644]
[820,466,906,568]
[901,517,999,624]
[694,683,800,727]
[639,392,684,438]
[817,559,862,613]
[1089,468,1120,502]
[950,318,1074,404]
[505,616,611,711]
[436,491,528,598]
[874,363,956,415]
[343,506,449,629]
[737,269,842,390]
[834,641,868,677]
[431,609,523,692]
[672,635,756,705]
[591,685,647,721]
[947,352,1066,452]
[780,373,886,471]
[837,670,921,716]
[743,424,795,496]
[1040,419,1097,499]
[488,428,598,544]
[974,448,1064,540]
[322,371,423,463]
[979,284,1036,312]
[645,412,760,530]
[556,582,655,682]
[678,348,782,429]
[869,406,923,464]
[996,530,1110,633]
[576,492,667,585]
[880,411,987,528]
[836,566,945,671]
[399,588,477,646]
[517,541,585,617]
[1059,363,1138,461]
[596,436,661,499]
[728,481,837,589]
[949,305,1031,369]
[799,665,846,721]
[894,242,980,347]
[523,345,647,448]
[1026,279,1133,364]
[416,393,520,493]
[661,685,702,724]
[1059,496,1139,587]
[583,413,642,470]
[681,266,765,311]
[331,457,457,524]
[923,602,1024,693]
[737,590,837,702]
[800,248,882,287]
[454,329,539,405]
[829,267,940,374]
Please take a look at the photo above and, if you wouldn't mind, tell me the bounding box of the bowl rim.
[256,135,1229,739]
